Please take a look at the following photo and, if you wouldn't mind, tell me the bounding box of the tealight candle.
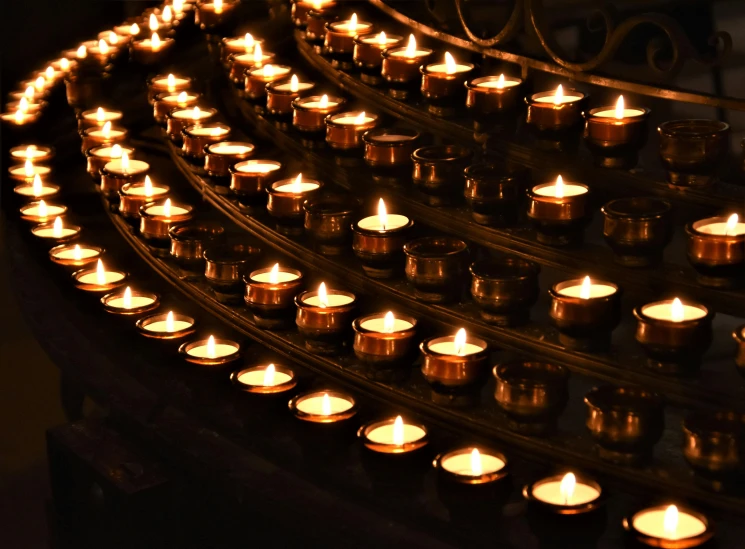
[421,328,489,393]
[204,140,254,178]
[136,310,196,340]
[295,282,357,353]
[153,91,200,125]
[84,39,118,70]
[1,108,40,127]
[13,174,59,200]
[435,447,508,485]
[9,145,54,163]
[101,152,150,199]
[77,107,123,131]
[527,175,590,246]
[289,391,358,423]
[686,213,745,287]
[584,95,651,168]
[8,160,51,183]
[266,75,315,117]
[358,415,429,454]
[228,44,275,84]
[139,198,194,251]
[325,14,373,61]
[113,22,142,40]
[166,106,217,143]
[31,216,80,244]
[147,73,193,103]
[230,159,282,205]
[634,298,713,374]
[49,243,103,268]
[353,31,403,80]
[325,111,379,150]
[130,32,175,65]
[465,74,524,116]
[526,85,589,148]
[20,200,66,223]
[245,64,292,100]
[80,122,128,154]
[266,174,323,229]
[352,311,418,370]
[195,0,238,31]
[220,33,263,64]
[352,199,414,278]
[72,259,127,292]
[292,94,345,133]
[420,52,475,113]
[625,505,713,548]
[5,98,45,115]
[291,0,336,27]
[180,335,241,366]
[182,122,232,160]
[245,263,304,328]
[525,473,602,510]
[101,286,160,315]
[231,363,297,395]
[119,176,170,220]
[86,143,135,180]
[381,35,434,94]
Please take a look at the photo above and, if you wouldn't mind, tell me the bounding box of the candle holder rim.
[526,89,589,105]
[230,364,297,394]
[585,105,650,121]
[204,140,255,153]
[549,278,620,301]
[14,181,61,196]
[494,361,568,387]
[87,143,135,158]
[469,257,541,280]
[287,389,359,423]
[31,220,81,239]
[352,312,418,336]
[20,201,68,220]
[403,236,468,257]
[633,300,713,325]
[247,63,292,77]
[362,126,420,144]
[268,177,323,194]
[658,118,730,138]
[244,266,304,285]
[135,311,196,339]
[153,90,202,102]
[147,73,194,86]
[203,242,263,265]
[601,197,672,220]
[324,111,379,129]
[732,324,745,344]
[120,181,169,197]
[352,215,414,235]
[294,289,357,310]
[178,337,242,365]
[266,77,315,95]
[229,159,283,175]
[411,144,472,163]
[9,144,55,158]
[523,474,604,514]
[291,95,346,111]
[81,124,127,137]
[139,200,194,220]
[78,107,124,120]
[465,75,523,90]
[325,18,373,32]
[687,216,745,238]
[168,105,218,119]
[381,45,433,58]
[584,385,664,414]
[529,181,589,197]
[683,409,745,437]
[420,61,476,76]
[302,194,362,215]
[49,243,104,265]
[464,162,530,183]
[623,504,714,547]
[221,35,265,47]
[420,335,488,357]
[433,446,510,484]
[168,221,225,242]
[182,121,232,137]
[71,267,129,292]
[357,417,429,453]
[100,289,161,316]
[353,31,404,45]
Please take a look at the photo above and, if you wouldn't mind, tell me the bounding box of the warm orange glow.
[444,52,457,74]
[454,328,467,356]
[726,213,739,236]
[269,263,280,284]
[24,160,34,178]
[108,31,119,45]
[59,58,70,72]
[263,64,275,78]
[383,311,395,333]
[96,107,105,122]
[470,448,483,475]
[167,73,176,90]
[166,311,175,332]
[102,121,112,138]
[162,5,173,22]
[32,174,43,197]
[121,151,130,173]
[319,94,329,108]
[348,13,358,33]
[73,245,82,261]
[15,110,24,124]
[580,276,592,300]
[553,84,564,106]
[214,0,223,14]
[290,74,299,93]
[111,144,122,158]
[144,176,154,197]
[377,31,387,46]
[149,13,159,32]
[76,45,87,58]
[664,505,679,537]
[163,198,172,217]
[292,173,303,192]
[24,86,35,99]
[393,416,405,445]
[560,473,576,505]
[244,33,254,51]
[130,23,140,36]
[354,111,367,125]
[321,393,332,415]
[253,43,263,65]
[671,298,684,322]
[405,34,416,58]
[173,0,184,14]
[191,106,201,119]
[378,198,388,230]
[123,287,133,309]
[151,32,162,50]
[177,91,188,103]
[96,259,106,285]
[98,39,109,55]
[615,95,625,120]
[554,175,565,198]
[19,97,29,113]
[34,76,45,91]
[38,200,48,218]
[207,335,216,358]
[496,74,505,89]
[52,216,63,238]
[263,364,276,385]
[318,282,328,308]
[45,66,55,80]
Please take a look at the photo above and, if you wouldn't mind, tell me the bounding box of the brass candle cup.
[493,361,569,435]
[420,61,476,115]
[49,244,104,269]
[733,325,745,375]
[139,201,194,253]
[71,266,128,293]
[465,76,523,118]
[403,236,468,303]
[288,390,358,425]
[229,160,283,207]
[169,222,225,274]
[147,74,194,104]
[363,128,420,178]
[464,163,529,226]
[434,447,509,487]
[266,177,324,232]
[324,19,374,66]
[231,364,298,396]
[549,278,621,351]
[325,111,379,151]
[469,257,540,326]
[182,122,232,162]
[129,37,176,67]
[119,181,170,222]
[420,335,489,394]
[194,0,238,31]
[523,474,604,516]
[381,47,433,97]
[525,91,589,149]
[292,95,346,133]
[659,119,730,187]
[295,289,357,354]
[633,300,714,375]
[153,91,201,125]
[623,505,714,549]
[13,181,60,202]
[19,201,67,223]
[179,338,241,368]
[266,78,316,118]
[352,214,414,279]
[353,33,403,82]
[291,0,336,28]
[526,181,590,246]
[86,144,135,180]
[584,106,650,169]
[244,267,304,329]
[203,140,254,179]
[601,197,673,267]
[584,385,664,465]
[76,108,123,131]
[305,8,337,48]
[358,418,429,455]
[411,145,473,206]
[166,106,217,144]
[244,64,292,101]
[303,194,361,255]
[683,410,745,480]
[31,221,81,246]
[135,312,196,341]
[101,289,160,316]
[204,243,263,302]
[100,162,150,202]
[352,313,418,371]
[227,52,276,85]
[9,145,54,164]
[686,217,745,288]
[80,124,128,155]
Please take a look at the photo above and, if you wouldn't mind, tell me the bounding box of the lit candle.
[388,34,430,59]
[73,259,126,290]
[119,176,170,218]
[249,63,291,81]
[328,13,372,34]
[270,74,314,93]
[104,151,150,176]
[32,216,79,241]
[143,198,190,217]
[557,275,617,299]
[530,472,601,506]
[9,145,54,162]
[292,94,345,132]
[82,122,127,154]
[222,33,262,57]
[20,200,66,223]
[592,95,645,119]
[207,142,254,155]
[357,198,410,231]
[533,175,587,198]
[325,111,379,149]
[628,505,712,547]
[693,213,745,236]
[359,311,413,333]
[303,282,355,307]
[184,125,230,137]
[232,363,297,394]
[293,391,356,417]
[49,243,103,268]
[250,263,301,283]
[641,298,707,322]
[234,160,282,174]
[427,328,484,356]
[364,416,427,448]
[440,448,506,477]
[13,174,59,199]
[424,52,471,75]
[297,94,338,110]
[8,160,51,182]
[475,74,521,89]
[143,311,193,333]
[532,84,584,105]
[102,286,159,314]
[274,173,320,193]
[584,95,650,168]
[149,73,192,96]
[184,335,240,359]
[80,106,123,127]
[86,143,135,179]
[329,111,375,125]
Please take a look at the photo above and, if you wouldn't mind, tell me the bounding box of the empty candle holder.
[352,203,414,278]
[20,201,67,224]
[204,243,263,303]
[325,111,379,151]
[601,197,673,267]
[420,52,475,116]
[119,178,170,223]
[295,285,357,354]
[686,215,745,288]
[362,127,419,180]
[245,264,304,328]
[623,504,714,549]
[420,330,489,395]
[292,0,336,28]
[305,8,337,51]
[733,325,745,376]
[153,90,200,125]
[80,124,128,154]
[292,95,345,133]
[64,74,106,111]
[195,0,238,31]
[464,163,529,226]
[136,311,197,341]
[404,236,468,303]
[381,39,433,99]
[139,200,194,255]
[411,145,473,206]
[86,143,135,180]
[266,77,315,118]
[169,222,225,274]
[352,312,418,374]
[465,75,523,120]
[584,99,650,169]
[584,385,664,465]
[324,15,373,68]
[230,159,282,208]
[166,106,217,144]
[353,32,403,84]
[470,257,540,326]
[683,410,745,481]
[101,288,160,316]
[494,361,569,435]
[527,177,590,246]
[179,336,241,368]
[182,122,232,163]
[72,261,128,293]
[266,175,323,234]
[634,298,714,374]
[245,64,291,101]
[203,140,254,179]
[303,194,361,255]
[549,277,621,351]
[49,243,104,269]
[659,119,730,187]
[31,219,81,246]
[129,33,175,67]
[525,87,589,150]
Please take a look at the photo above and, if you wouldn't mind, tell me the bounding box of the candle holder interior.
[302,194,361,255]
[463,162,530,226]
[601,197,673,267]
[469,257,540,326]
[411,145,473,206]
[169,222,225,275]
[658,119,730,187]
[204,242,263,303]
[682,410,745,482]
[403,236,468,303]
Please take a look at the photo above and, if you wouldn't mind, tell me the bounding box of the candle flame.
[144,175,154,197]
[664,505,679,537]
[177,91,188,103]
[32,174,43,196]
[34,76,45,91]
[671,298,685,322]
[560,473,576,505]
[111,143,122,158]
[123,286,132,309]
[378,198,388,230]
[174,0,184,14]
[24,159,34,178]
[15,110,24,124]
[444,52,457,75]
[318,282,328,308]
[166,311,175,332]
[96,259,106,285]
[162,5,173,22]
[45,66,55,80]
[96,107,105,121]
[52,216,63,238]
[383,311,395,333]
[108,31,119,45]
[496,74,505,89]
[73,244,82,261]
[253,42,263,65]
[163,198,172,217]
[554,175,564,198]
[470,448,483,476]
[121,151,130,173]
[38,200,48,219]
[319,94,329,108]
[349,13,358,33]
[167,73,176,90]
[292,173,303,193]
[60,58,70,71]
[76,45,87,58]
[263,364,276,386]
[269,263,280,284]
[214,0,223,14]
[207,335,216,358]
[130,23,140,36]
[263,64,275,78]
[393,416,404,446]
[99,39,109,55]
[149,13,159,31]
[553,84,563,106]
[192,106,201,118]
[354,111,367,125]
[615,95,625,120]
[102,121,112,138]
[19,97,29,113]
[24,86,35,99]
[726,213,739,236]
[151,32,162,50]
[405,34,416,58]
[321,393,332,416]
[244,33,254,51]
[290,74,299,93]
[454,328,468,356]
[580,276,592,300]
